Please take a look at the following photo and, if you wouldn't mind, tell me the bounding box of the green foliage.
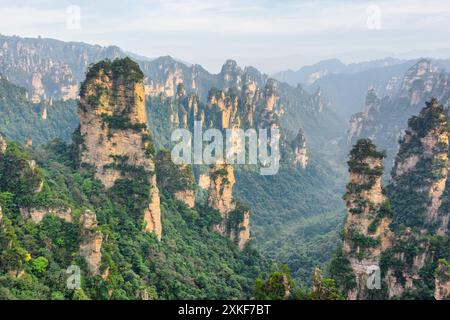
[81,58,144,96]
[253,266,294,300]
[328,247,356,293]
[310,277,345,300]
[346,139,385,191]
[379,234,450,299]
[389,100,448,232]
[155,149,195,194]
[31,257,49,274]
[0,141,57,209]
[101,113,147,134]
[253,266,345,300]
[226,201,250,238]
[234,165,345,284]
[210,168,229,181]
[0,139,273,300]
[0,76,79,145]
[368,201,393,234]
[347,230,380,251]
[406,99,446,138]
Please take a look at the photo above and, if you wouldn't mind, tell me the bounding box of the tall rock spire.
[292,128,308,168]
[339,139,392,299]
[78,58,162,240]
[384,98,449,298]
[389,98,448,233]
[207,164,251,250]
[333,99,450,300]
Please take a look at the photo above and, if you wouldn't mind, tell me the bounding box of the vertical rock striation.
[434,260,450,300]
[334,99,450,300]
[384,98,449,298]
[78,58,162,240]
[292,128,308,168]
[79,210,103,275]
[207,164,251,250]
[340,139,392,299]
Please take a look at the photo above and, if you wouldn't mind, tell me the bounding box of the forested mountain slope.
[0,59,273,300]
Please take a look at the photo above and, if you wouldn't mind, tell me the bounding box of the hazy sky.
[1,0,450,73]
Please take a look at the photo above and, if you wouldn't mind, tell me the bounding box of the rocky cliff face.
[20,207,72,223]
[383,98,449,298]
[207,164,250,250]
[0,34,337,169]
[207,88,241,130]
[346,60,450,177]
[389,98,448,233]
[78,58,161,240]
[0,135,44,198]
[292,128,308,168]
[0,135,7,153]
[155,150,196,209]
[434,260,450,300]
[399,59,449,106]
[207,164,237,216]
[0,134,106,277]
[340,139,392,299]
[0,35,123,102]
[335,99,450,300]
[79,210,103,275]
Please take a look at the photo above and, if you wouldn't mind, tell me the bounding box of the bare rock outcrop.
[390,98,449,231]
[207,164,250,250]
[0,135,7,154]
[155,150,196,209]
[20,207,72,223]
[434,260,450,300]
[78,58,161,240]
[79,210,103,275]
[340,139,392,300]
[384,98,449,298]
[292,128,308,168]
[174,190,195,209]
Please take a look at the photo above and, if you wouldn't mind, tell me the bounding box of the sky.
[1,0,450,73]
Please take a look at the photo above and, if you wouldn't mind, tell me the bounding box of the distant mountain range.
[0,34,347,285]
[272,57,450,120]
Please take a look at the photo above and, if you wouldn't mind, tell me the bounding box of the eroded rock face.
[0,35,124,102]
[339,100,449,300]
[341,139,392,300]
[20,207,72,223]
[198,174,211,190]
[78,58,161,240]
[434,260,450,300]
[174,190,195,208]
[40,106,47,120]
[144,57,184,98]
[346,60,450,177]
[221,60,243,90]
[208,89,240,130]
[79,210,103,275]
[207,164,250,250]
[390,98,449,232]
[0,135,44,196]
[347,112,367,146]
[264,79,277,112]
[207,164,236,215]
[292,128,308,168]
[0,135,7,154]
[229,210,251,251]
[144,175,162,240]
[399,59,445,106]
[384,98,449,298]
